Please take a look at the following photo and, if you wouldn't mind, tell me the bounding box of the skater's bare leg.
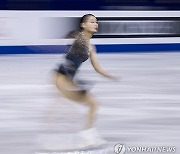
[55,73,99,129]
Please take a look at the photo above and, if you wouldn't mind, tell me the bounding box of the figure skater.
[53,14,118,149]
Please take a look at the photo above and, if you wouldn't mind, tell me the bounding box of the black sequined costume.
[57,32,89,79]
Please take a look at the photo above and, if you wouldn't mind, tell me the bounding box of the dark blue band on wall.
[0,43,180,54]
[0,45,68,54]
[96,43,180,53]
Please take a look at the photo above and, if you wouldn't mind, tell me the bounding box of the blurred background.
[0,0,180,10]
[0,1,180,154]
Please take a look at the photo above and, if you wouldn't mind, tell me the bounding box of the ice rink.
[0,53,180,154]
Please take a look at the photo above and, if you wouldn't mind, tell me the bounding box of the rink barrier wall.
[0,11,180,54]
[0,43,180,54]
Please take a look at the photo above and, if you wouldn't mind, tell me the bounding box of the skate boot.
[78,128,107,149]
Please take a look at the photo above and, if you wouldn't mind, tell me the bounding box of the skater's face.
[81,15,98,33]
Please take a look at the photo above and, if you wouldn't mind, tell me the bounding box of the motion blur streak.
[0,53,180,153]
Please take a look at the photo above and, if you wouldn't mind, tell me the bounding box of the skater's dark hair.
[80,14,97,30]
[65,14,97,38]
[65,30,80,39]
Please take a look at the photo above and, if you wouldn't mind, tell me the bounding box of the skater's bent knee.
[85,97,99,110]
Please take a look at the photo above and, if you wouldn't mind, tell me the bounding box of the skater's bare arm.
[89,45,115,79]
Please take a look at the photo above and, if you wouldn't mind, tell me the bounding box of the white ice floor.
[0,53,180,154]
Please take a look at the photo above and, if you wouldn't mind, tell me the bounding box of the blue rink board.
[0,43,180,54]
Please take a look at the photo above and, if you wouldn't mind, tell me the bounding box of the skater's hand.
[109,75,121,82]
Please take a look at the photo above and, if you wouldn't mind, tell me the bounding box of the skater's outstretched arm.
[89,45,118,80]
